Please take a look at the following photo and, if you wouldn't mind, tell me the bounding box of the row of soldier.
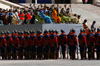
[0,28,100,60]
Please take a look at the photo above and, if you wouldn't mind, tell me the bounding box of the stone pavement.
[0,59,100,66]
[72,4,100,28]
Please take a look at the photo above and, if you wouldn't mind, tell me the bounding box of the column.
[35,0,37,4]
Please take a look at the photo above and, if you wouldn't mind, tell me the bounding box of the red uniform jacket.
[48,34,58,47]
[36,34,44,46]
[59,32,68,46]
[18,35,25,47]
[6,34,13,47]
[29,34,37,46]
[24,35,30,47]
[95,32,100,45]
[43,34,50,46]
[68,34,77,46]
[87,34,93,46]
[78,33,87,46]
[14,37,19,47]
[0,35,6,47]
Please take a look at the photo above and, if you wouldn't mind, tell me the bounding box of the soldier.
[36,30,44,59]
[11,31,18,60]
[87,29,93,60]
[24,31,30,59]
[55,30,60,59]
[83,29,87,59]
[78,29,87,60]
[67,29,72,59]
[91,29,96,59]
[68,29,77,60]
[59,29,68,59]
[43,29,50,59]
[48,29,58,59]
[0,31,7,60]
[49,29,52,59]
[18,31,25,59]
[29,30,37,59]
[6,31,13,59]
[95,28,100,59]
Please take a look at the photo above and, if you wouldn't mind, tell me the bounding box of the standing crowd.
[0,27,100,60]
[0,4,82,25]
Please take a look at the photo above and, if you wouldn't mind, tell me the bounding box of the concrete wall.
[0,24,83,35]
[42,24,83,35]
[0,24,42,34]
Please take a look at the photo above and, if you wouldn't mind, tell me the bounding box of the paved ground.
[72,4,100,28]
[0,59,100,66]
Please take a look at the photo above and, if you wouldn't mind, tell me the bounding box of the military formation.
[0,27,100,60]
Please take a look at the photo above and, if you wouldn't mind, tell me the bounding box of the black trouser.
[82,0,85,4]
[32,0,35,3]
[87,0,93,4]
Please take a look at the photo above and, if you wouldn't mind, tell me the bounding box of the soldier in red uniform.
[91,29,96,59]
[95,28,100,59]
[6,31,13,59]
[14,31,19,60]
[0,31,7,60]
[83,29,87,59]
[29,30,37,59]
[87,29,94,60]
[48,29,58,59]
[18,31,25,59]
[78,29,87,60]
[12,31,19,59]
[55,30,60,59]
[43,30,50,59]
[36,30,44,59]
[59,29,68,59]
[68,29,77,60]
[24,31,30,59]
[49,29,52,59]
[67,29,72,59]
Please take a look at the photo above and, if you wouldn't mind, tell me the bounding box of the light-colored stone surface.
[71,4,100,28]
[0,60,100,66]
